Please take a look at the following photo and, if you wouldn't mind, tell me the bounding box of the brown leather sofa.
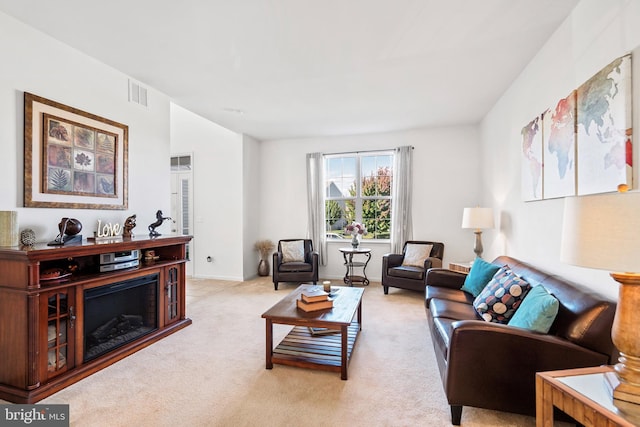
[425,256,617,425]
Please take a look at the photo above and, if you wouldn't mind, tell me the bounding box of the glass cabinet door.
[42,290,75,380]
[164,265,180,325]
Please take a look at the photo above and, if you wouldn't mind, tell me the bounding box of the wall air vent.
[128,79,148,108]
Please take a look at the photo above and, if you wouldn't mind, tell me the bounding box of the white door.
[170,155,193,276]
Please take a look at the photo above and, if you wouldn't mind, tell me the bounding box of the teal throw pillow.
[508,284,559,334]
[461,258,501,297]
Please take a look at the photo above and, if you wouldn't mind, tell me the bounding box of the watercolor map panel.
[543,92,576,199]
[521,115,543,201]
[576,54,632,195]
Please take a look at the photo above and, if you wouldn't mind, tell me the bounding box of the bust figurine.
[123,214,137,238]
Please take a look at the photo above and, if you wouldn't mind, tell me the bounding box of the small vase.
[351,234,359,249]
[258,259,270,276]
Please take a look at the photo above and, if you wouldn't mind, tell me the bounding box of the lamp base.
[604,371,640,424]
[473,230,484,259]
[604,370,640,405]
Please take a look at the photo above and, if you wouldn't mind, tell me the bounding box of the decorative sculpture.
[148,210,172,237]
[20,229,36,247]
[48,218,82,246]
[123,214,137,238]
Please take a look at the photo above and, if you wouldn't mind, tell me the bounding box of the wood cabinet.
[0,235,192,403]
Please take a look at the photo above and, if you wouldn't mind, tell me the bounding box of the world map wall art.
[521,54,632,201]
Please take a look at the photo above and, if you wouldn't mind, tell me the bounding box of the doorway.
[170,154,193,276]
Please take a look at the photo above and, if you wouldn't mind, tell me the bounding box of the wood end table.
[448,261,472,274]
[536,365,640,427]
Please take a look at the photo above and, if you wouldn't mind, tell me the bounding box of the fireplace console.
[0,235,192,403]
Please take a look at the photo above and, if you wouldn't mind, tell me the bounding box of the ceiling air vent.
[128,79,148,107]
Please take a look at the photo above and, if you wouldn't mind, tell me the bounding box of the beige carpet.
[11,277,548,426]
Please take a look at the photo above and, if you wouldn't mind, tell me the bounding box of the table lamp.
[560,192,640,405]
[461,207,494,258]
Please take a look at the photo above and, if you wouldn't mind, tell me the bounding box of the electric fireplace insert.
[83,273,159,362]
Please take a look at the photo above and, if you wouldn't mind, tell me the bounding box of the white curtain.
[390,146,413,253]
[306,153,327,265]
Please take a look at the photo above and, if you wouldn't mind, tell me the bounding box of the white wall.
[0,11,172,241]
[242,134,262,280]
[480,0,640,300]
[258,125,481,282]
[169,103,245,280]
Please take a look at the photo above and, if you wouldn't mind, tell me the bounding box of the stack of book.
[296,288,333,312]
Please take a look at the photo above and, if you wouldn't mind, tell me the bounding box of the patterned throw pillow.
[401,243,433,268]
[281,240,305,263]
[473,266,531,324]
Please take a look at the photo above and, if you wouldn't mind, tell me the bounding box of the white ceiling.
[0,0,579,141]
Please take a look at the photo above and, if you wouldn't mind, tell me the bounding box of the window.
[325,151,393,240]
[170,155,191,171]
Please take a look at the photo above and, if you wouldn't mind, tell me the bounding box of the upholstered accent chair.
[381,241,444,294]
[272,239,319,291]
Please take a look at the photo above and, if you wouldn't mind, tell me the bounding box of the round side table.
[338,247,372,286]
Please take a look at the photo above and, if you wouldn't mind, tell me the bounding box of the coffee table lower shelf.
[271,323,360,378]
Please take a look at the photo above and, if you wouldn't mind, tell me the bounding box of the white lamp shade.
[461,207,494,230]
[561,193,640,273]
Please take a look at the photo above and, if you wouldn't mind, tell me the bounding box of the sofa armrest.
[424,257,442,269]
[310,251,319,267]
[425,268,466,290]
[443,320,610,414]
[273,251,282,267]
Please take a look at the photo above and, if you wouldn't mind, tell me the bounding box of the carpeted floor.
[8,277,551,426]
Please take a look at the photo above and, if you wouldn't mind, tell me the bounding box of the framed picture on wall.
[24,92,128,209]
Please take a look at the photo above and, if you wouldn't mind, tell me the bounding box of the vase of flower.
[351,233,360,248]
[254,239,275,277]
[345,222,367,249]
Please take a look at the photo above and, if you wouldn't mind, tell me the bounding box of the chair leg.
[450,405,462,425]
[274,282,278,291]
[383,286,389,295]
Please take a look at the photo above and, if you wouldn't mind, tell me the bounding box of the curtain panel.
[390,146,413,253]
[306,152,327,265]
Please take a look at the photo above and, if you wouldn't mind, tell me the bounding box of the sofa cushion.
[431,317,455,362]
[508,285,559,333]
[388,265,425,280]
[426,286,474,307]
[430,298,479,320]
[281,240,305,263]
[402,243,433,267]
[278,261,312,272]
[473,266,531,323]
[461,258,501,297]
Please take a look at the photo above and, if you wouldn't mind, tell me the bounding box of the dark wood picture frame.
[24,92,128,209]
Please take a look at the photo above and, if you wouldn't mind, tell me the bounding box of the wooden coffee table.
[261,284,364,380]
